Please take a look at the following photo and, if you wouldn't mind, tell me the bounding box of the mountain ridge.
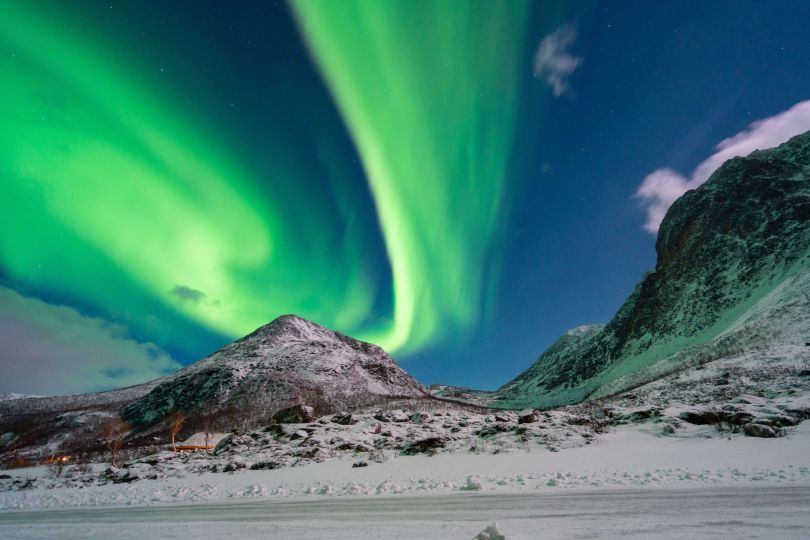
[493,130,810,408]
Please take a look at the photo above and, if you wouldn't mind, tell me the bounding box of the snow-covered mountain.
[494,130,810,409]
[0,315,427,457]
[121,314,427,427]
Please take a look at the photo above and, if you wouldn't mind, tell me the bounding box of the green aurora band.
[291,0,530,352]
[0,0,532,358]
[0,2,375,345]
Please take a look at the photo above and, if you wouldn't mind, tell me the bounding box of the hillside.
[494,131,810,408]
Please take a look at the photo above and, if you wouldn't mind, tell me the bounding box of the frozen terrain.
[3,346,810,538]
[1,485,809,539]
[1,423,810,538]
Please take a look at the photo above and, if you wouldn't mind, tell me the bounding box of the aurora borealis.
[290,0,530,352]
[0,0,544,391]
[3,0,810,394]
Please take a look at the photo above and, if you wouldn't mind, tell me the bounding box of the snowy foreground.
[2,423,810,538]
[1,485,809,539]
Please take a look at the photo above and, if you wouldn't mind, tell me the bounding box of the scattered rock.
[460,475,483,491]
[390,410,410,423]
[744,422,778,438]
[679,410,717,425]
[400,437,448,455]
[272,404,316,424]
[331,413,355,425]
[474,523,505,540]
[518,410,539,424]
[249,461,280,470]
[213,434,234,455]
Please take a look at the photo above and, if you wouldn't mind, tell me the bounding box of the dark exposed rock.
[679,410,718,426]
[400,437,448,455]
[476,424,512,437]
[331,413,356,425]
[744,422,778,438]
[517,410,539,424]
[249,461,280,470]
[273,404,315,424]
[352,461,368,468]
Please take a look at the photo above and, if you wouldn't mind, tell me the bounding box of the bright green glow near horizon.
[0,3,375,342]
[291,1,530,352]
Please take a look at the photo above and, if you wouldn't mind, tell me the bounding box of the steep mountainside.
[495,131,810,408]
[121,315,427,426]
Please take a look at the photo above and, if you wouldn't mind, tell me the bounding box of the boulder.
[290,429,309,440]
[390,410,410,423]
[273,404,316,424]
[331,413,355,425]
[679,410,718,425]
[352,461,369,468]
[474,523,505,540]
[249,461,280,470]
[744,422,777,438]
[400,436,448,455]
[518,409,539,424]
[213,434,234,455]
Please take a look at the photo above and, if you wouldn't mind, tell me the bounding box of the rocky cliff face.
[121,315,427,427]
[495,131,810,408]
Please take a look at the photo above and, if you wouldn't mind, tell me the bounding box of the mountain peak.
[121,314,426,427]
[245,314,335,343]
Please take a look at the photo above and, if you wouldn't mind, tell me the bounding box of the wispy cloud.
[0,286,181,395]
[635,100,810,234]
[533,23,583,97]
[171,284,206,304]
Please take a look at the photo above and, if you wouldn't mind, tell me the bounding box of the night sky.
[2,0,810,395]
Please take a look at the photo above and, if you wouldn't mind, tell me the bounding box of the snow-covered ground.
[1,485,809,539]
[2,350,809,538]
[3,423,810,510]
[1,424,810,538]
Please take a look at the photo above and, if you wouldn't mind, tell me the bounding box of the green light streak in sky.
[0,0,532,359]
[291,0,530,352]
[0,2,374,342]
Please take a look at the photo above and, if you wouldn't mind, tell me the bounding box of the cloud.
[0,286,181,395]
[635,100,810,234]
[170,284,207,304]
[533,23,583,97]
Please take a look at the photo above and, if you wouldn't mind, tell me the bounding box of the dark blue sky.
[407,0,810,388]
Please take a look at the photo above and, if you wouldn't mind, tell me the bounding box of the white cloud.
[533,23,583,97]
[0,286,181,395]
[636,100,810,234]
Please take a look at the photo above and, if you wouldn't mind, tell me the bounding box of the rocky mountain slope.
[121,314,428,427]
[495,130,810,409]
[0,315,427,460]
